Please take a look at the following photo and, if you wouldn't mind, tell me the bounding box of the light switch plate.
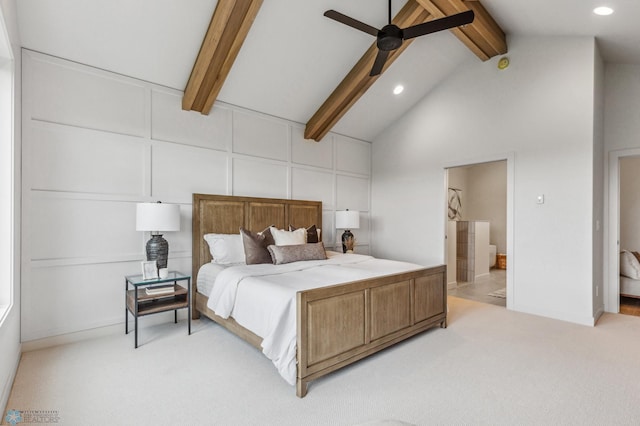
[536,195,544,204]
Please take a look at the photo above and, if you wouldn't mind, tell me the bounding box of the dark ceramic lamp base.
[146,234,169,270]
[341,230,353,253]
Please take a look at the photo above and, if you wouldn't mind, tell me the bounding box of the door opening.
[444,155,514,310]
[616,155,640,316]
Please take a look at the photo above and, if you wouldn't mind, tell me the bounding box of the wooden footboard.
[296,265,446,397]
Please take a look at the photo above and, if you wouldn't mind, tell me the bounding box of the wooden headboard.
[192,194,322,286]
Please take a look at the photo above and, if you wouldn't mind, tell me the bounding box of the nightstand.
[125,271,191,348]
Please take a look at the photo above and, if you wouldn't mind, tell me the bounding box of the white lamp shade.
[336,210,360,229]
[136,202,180,232]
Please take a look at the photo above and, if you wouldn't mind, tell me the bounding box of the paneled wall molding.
[21,49,373,342]
[23,50,152,139]
[29,190,146,203]
[31,251,192,269]
[334,170,372,180]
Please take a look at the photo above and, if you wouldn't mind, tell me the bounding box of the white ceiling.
[16,0,640,141]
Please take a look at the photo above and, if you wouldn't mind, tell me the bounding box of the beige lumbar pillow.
[268,242,327,265]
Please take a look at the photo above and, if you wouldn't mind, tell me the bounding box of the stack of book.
[145,285,174,296]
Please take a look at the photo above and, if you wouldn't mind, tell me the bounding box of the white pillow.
[204,233,245,264]
[269,227,306,246]
[620,250,640,279]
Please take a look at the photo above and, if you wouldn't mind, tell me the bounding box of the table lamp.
[336,209,360,253]
[136,201,180,270]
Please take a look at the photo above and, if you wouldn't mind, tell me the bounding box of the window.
[0,15,14,321]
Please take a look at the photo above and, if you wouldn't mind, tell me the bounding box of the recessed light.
[393,85,404,95]
[593,6,614,16]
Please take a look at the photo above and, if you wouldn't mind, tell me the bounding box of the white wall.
[465,162,507,255]
[620,157,640,251]
[0,0,21,415]
[592,45,604,316]
[372,36,600,325]
[21,50,372,343]
[604,65,640,152]
[447,167,467,218]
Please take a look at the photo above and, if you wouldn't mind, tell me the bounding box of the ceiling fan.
[324,1,475,77]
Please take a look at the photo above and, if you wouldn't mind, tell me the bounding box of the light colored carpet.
[5,297,640,425]
[488,288,506,298]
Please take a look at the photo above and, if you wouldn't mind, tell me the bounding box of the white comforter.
[205,251,424,385]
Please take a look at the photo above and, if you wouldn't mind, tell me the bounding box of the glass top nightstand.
[125,271,191,348]
[125,271,189,287]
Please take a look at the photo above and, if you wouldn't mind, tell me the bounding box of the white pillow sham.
[269,227,306,246]
[204,233,245,264]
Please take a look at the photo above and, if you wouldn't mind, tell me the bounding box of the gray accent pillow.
[240,226,274,265]
[268,242,327,265]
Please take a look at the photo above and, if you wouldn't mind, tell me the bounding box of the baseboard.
[593,305,605,325]
[22,323,123,352]
[447,281,458,290]
[22,311,191,352]
[513,303,597,327]
[1,345,21,418]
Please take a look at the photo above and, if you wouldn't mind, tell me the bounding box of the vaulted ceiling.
[16,0,640,142]
[303,0,507,141]
[182,0,506,141]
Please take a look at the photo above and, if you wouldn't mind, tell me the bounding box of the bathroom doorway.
[445,160,508,307]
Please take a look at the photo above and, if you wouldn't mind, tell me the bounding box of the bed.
[621,276,640,298]
[620,250,640,298]
[191,193,447,397]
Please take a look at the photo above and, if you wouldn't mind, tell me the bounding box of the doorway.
[615,155,640,317]
[607,149,640,314]
[444,156,513,309]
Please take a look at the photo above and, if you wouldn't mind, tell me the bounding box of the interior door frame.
[606,148,640,313]
[443,152,515,310]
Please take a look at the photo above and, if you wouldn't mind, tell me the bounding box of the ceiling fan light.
[593,6,614,16]
[393,85,404,95]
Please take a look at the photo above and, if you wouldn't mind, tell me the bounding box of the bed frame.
[192,193,447,397]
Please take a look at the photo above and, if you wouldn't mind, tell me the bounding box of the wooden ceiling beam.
[305,0,506,142]
[304,0,430,142]
[415,0,506,60]
[182,0,263,114]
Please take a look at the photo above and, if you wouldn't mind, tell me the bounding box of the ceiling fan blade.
[402,10,474,40]
[324,10,379,37]
[370,49,390,77]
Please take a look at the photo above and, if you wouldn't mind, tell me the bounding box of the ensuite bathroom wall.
[446,160,507,287]
[620,156,640,252]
